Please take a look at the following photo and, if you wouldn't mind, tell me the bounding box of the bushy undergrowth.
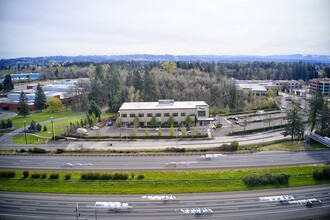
[81,172,138,180]
[0,171,16,178]
[313,168,330,180]
[243,173,290,187]
[163,147,186,153]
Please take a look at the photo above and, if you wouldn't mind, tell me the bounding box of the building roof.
[310,78,330,83]
[237,83,267,92]
[119,100,208,111]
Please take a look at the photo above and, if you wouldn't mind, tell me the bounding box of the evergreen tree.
[88,100,101,121]
[3,74,14,91]
[43,125,47,132]
[316,100,330,137]
[283,106,305,142]
[6,119,12,128]
[143,71,156,102]
[309,92,324,132]
[18,91,29,116]
[28,120,37,130]
[132,70,143,91]
[34,83,47,112]
[36,123,42,132]
[1,119,6,129]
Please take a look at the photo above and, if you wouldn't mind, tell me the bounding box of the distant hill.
[1,54,330,67]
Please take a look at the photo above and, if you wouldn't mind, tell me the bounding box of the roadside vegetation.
[0,165,329,194]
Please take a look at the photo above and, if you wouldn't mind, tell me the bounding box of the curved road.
[1,150,329,171]
[0,185,329,220]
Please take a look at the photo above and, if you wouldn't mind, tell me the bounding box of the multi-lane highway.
[0,185,329,220]
[1,150,329,171]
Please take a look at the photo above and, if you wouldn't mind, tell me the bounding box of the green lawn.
[240,140,328,151]
[7,109,84,129]
[12,116,86,144]
[0,165,329,194]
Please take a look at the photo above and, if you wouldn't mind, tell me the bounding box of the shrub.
[20,148,26,153]
[23,170,29,178]
[31,173,41,179]
[33,147,47,154]
[230,140,239,150]
[65,174,71,180]
[56,149,64,154]
[41,173,47,179]
[81,172,100,180]
[137,174,145,180]
[243,173,290,187]
[163,147,186,153]
[0,171,16,178]
[219,143,238,151]
[100,173,113,180]
[113,173,129,180]
[49,174,59,179]
[313,168,330,180]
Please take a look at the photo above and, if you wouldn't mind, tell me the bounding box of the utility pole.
[23,121,28,144]
[50,117,55,140]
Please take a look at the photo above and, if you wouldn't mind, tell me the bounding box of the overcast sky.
[0,0,329,59]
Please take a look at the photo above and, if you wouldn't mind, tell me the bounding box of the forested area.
[2,61,330,114]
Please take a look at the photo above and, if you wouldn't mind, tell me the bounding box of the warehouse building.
[118,100,211,127]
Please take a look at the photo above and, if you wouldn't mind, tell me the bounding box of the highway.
[0,185,329,220]
[1,150,329,171]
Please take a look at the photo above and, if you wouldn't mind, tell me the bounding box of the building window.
[121,114,127,118]
[156,113,161,117]
[139,122,144,127]
[198,111,206,117]
[190,112,195,116]
[147,113,153,117]
[173,112,178,117]
[138,113,144,117]
[130,113,135,118]
[181,112,186,117]
[164,113,170,117]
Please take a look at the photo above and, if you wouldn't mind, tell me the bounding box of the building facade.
[310,78,330,97]
[118,100,210,127]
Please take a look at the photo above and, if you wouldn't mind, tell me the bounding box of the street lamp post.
[23,121,28,144]
[50,117,55,141]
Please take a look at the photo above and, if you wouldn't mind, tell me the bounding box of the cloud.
[0,0,329,58]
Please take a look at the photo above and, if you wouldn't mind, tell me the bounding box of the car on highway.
[305,199,322,208]
[62,163,73,168]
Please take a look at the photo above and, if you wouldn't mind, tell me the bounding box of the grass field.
[12,115,86,144]
[7,109,84,129]
[0,165,329,194]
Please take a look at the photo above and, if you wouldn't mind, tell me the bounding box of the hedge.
[313,168,330,180]
[243,173,290,187]
[0,171,16,178]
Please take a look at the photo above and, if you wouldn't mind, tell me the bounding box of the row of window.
[121,112,198,118]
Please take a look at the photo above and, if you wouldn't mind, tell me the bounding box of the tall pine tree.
[34,83,47,112]
[18,91,29,116]
[283,106,305,142]
[3,74,14,91]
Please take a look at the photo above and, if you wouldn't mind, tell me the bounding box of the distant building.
[275,80,301,90]
[10,73,40,81]
[0,78,87,111]
[119,100,211,127]
[310,78,330,97]
[236,80,301,96]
